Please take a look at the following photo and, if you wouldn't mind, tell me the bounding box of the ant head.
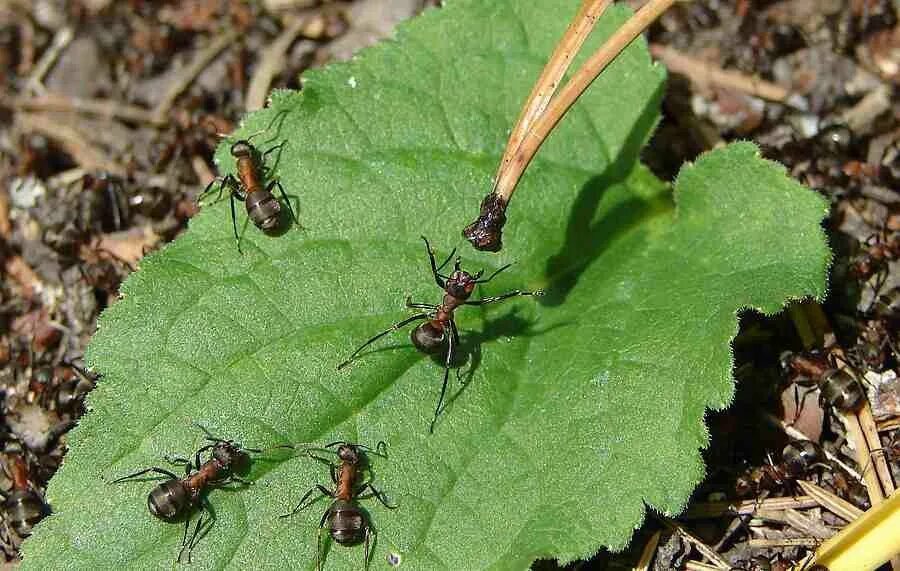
[445,260,478,299]
[230,141,255,159]
[213,440,253,475]
[336,444,360,464]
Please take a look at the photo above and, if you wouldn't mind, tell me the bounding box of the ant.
[110,426,265,563]
[1,451,49,538]
[735,440,826,499]
[338,236,543,432]
[280,441,396,571]
[199,129,297,253]
[782,350,866,416]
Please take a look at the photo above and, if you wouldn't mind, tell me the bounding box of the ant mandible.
[338,236,543,433]
[199,131,298,253]
[280,441,396,571]
[110,426,264,563]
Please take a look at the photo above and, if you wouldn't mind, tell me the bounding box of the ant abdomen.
[2,490,47,537]
[328,500,366,545]
[245,190,281,231]
[782,440,822,476]
[148,480,192,522]
[411,322,445,354]
[819,369,865,412]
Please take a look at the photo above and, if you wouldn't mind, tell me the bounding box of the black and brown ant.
[782,350,867,416]
[281,441,396,571]
[1,451,49,539]
[199,132,297,253]
[337,237,543,432]
[734,440,826,499]
[110,426,265,563]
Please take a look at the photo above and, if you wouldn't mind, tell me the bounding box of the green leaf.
[22,0,830,569]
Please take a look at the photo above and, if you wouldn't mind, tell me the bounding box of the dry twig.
[648,43,804,107]
[14,112,125,176]
[9,93,164,127]
[153,29,240,123]
[246,18,308,111]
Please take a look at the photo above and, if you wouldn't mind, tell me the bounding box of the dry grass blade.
[685,562,722,571]
[632,529,661,571]
[797,480,864,523]
[661,518,730,569]
[684,495,817,519]
[749,538,820,548]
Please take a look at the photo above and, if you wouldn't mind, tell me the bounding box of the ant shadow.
[541,81,666,307]
[426,308,570,413]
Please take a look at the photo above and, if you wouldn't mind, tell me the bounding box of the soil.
[0,1,897,569]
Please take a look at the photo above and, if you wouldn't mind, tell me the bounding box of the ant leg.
[474,262,513,284]
[177,513,194,564]
[449,320,467,385]
[164,455,192,468]
[421,236,451,287]
[337,313,430,369]
[267,180,298,225]
[464,289,544,306]
[189,497,216,555]
[260,141,286,163]
[311,454,338,484]
[280,485,333,518]
[364,525,371,571]
[316,520,324,571]
[229,190,244,254]
[406,296,437,310]
[110,467,179,484]
[356,482,398,509]
[429,323,455,434]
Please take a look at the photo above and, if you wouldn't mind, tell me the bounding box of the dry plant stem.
[796,480,864,523]
[684,495,817,519]
[857,404,896,495]
[660,518,730,569]
[0,187,10,239]
[14,112,125,176]
[684,562,721,571]
[748,538,820,548]
[633,529,661,570]
[842,411,887,505]
[464,0,678,251]
[648,43,800,106]
[25,26,73,94]
[246,18,306,111]
[10,93,164,126]
[153,29,240,122]
[494,0,612,187]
